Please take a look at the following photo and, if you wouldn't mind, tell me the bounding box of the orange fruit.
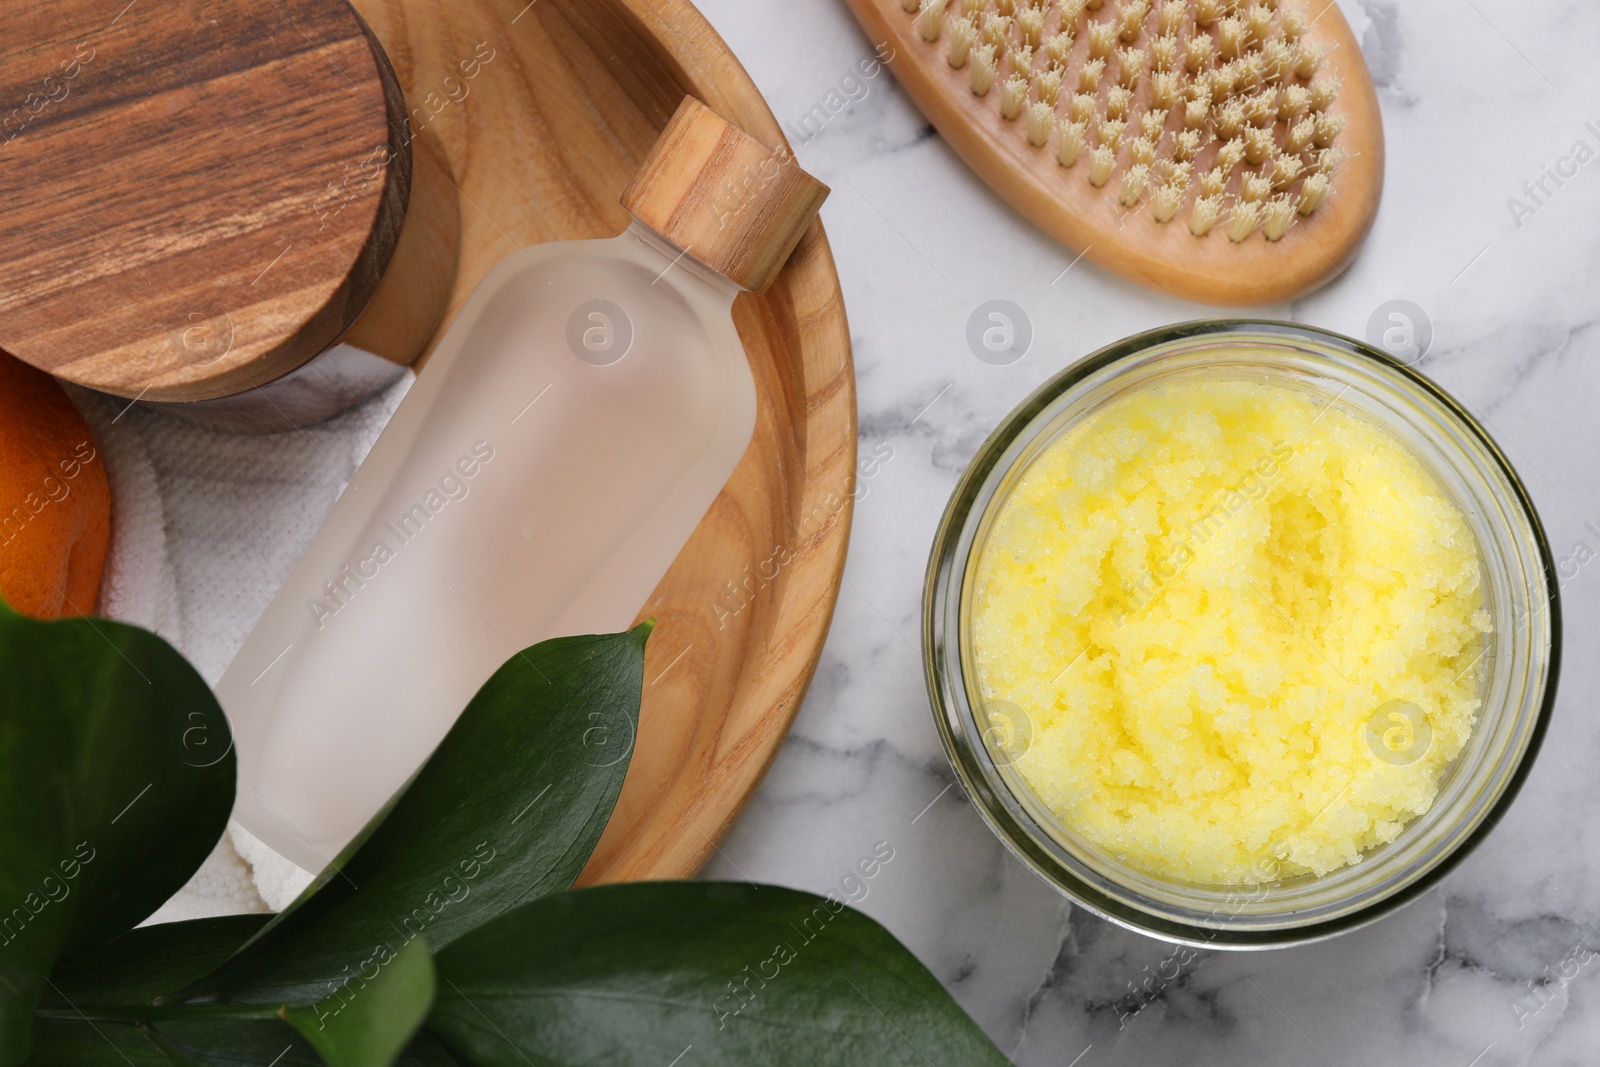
[0,352,112,618]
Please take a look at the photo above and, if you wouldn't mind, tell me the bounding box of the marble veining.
[696,1,1600,1063]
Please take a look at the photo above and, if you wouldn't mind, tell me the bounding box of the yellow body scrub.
[971,378,1490,885]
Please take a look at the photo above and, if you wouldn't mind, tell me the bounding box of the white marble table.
[694,2,1600,1064]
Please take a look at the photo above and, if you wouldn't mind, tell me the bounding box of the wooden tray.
[348,0,856,881]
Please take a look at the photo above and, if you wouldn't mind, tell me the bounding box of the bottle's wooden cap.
[0,0,414,404]
[621,97,829,293]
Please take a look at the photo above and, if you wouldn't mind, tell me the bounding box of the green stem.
[35,1002,286,1024]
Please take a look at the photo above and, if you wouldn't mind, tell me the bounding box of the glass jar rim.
[922,319,1562,948]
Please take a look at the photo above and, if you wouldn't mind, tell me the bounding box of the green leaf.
[35,920,443,1066]
[24,1018,460,1066]
[31,918,283,1063]
[143,1023,460,1067]
[283,935,435,1067]
[0,601,235,1064]
[41,917,271,1011]
[21,1018,171,1065]
[183,624,650,1007]
[136,1021,318,1067]
[427,882,1013,1067]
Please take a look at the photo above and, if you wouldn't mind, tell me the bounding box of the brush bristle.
[1262,194,1296,240]
[1098,117,1127,150]
[1297,172,1329,214]
[1117,0,1151,41]
[1035,67,1065,105]
[1260,38,1292,82]
[1158,1,1187,36]
[1243,126,1274,165]
[1001,74,1031,119]
[1120,161,1151,205]
[982,13,1013,47]
[1285,115,1315,153]
[1151,70,1181,108]
[1026,100,1058,144]
[971,43,999,94]
[909,0,1350,240]
[1058,121,1089,165]
[1190,194,1223,235]
[1106,85,1133,120]
[1089,145,1117,185]
[947,15,976,66]
[1118,48,1147,87]
[1280,3,1308,38]
[1017,6,1047,46]
[1078,57,1107,91]
[1270,153,1303,188]
[1294,39,1326,78]
[1151,34,1180,72]
[1279,84,1310,121]
[1227,199,1263,241]
[1309,76,1341,111]
[1213,100,1245,139]
[1088,21,1117,58]
[1313,111,1344,147]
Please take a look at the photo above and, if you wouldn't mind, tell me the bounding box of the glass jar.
[923,321,1560,947]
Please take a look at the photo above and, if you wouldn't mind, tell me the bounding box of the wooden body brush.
[846,0,1383,304]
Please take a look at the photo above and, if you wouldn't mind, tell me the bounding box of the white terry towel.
[68,372,414,918]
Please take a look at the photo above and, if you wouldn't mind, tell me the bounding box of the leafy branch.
[0,601,1011,1066]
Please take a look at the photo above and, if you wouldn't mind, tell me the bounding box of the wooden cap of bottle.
[0,0,442,406]
[621,97,829,293]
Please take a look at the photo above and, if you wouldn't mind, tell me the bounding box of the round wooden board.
[347,0,856,883]
[0,0,411,401]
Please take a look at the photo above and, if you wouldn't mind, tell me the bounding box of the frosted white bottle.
[217,98,828,871]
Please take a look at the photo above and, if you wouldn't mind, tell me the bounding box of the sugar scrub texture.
[971,378,1490,885]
